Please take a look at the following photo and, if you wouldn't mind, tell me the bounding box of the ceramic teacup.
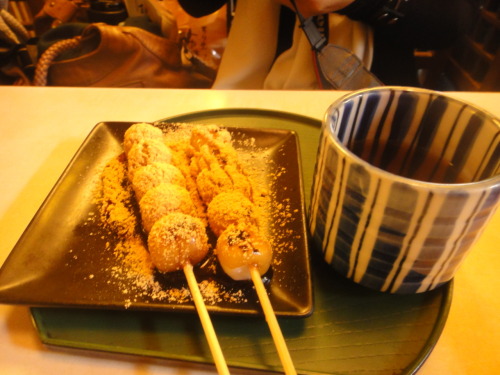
[309,87,500,293]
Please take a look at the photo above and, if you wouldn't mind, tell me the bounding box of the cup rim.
[323,86,500,190]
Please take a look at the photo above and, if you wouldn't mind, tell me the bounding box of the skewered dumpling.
[148,213,209,273]
[189,127,238,176]
[216,223,272,280]
[123,123,164,154]
[127,138,172,180]
[207,191,259,236]
[190,124,233,151]
[195,164,234,204]
[132,162,186,201]
[139,183,197,233]
[223,164,253,199]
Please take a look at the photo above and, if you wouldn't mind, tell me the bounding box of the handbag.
[289,0,382,90]
[33,22,213,88]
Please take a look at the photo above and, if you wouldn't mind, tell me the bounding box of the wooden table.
[0,87,499,374]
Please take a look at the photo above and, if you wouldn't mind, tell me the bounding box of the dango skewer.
[193,131,297,374]
[124,123,230,375]
[148,213,230,375]
[250,266,296,375]
[215,222,296,375]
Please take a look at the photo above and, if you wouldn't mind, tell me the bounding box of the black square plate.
[0,121,312,316]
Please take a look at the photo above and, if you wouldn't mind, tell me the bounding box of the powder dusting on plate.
[93,123,297,309]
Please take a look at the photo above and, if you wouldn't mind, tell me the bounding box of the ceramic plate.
[0,120,312,316]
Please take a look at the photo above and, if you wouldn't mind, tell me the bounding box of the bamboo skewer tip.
[183,263,230,375]
[249,266,297,375]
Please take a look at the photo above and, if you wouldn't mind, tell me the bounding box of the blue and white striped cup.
[309,87,500,293]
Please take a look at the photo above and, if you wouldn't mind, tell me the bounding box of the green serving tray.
[30,109,452,375]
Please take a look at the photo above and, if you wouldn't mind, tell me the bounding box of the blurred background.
[2,0,499,90]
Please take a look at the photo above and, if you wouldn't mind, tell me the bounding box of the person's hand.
[274,0,356,18]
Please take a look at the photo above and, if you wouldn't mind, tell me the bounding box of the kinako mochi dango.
[123,123,209,273]
[127,138,173,181]
[216,223,272,281]
[189,125,253,204]
[206,192,270,280]
[122,122,272,280]
[139,183,198,234]
[122,122,294,374]
[207,191,258,237]
[188,124,273,280]
[123,122,164,154]
[148,212,209,273]
[125,123,232,374]
[187,123,293,372]
[132,162,186,201]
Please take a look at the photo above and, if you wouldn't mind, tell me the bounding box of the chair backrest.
[419,0,499,91]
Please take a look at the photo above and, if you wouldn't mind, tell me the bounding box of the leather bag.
[33,22,213,88]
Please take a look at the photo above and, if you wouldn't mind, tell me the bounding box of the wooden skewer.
[250,266,297,375]
[183,263,230,375]
[125,124,227,373]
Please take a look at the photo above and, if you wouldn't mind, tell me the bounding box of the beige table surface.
[0,86,498,375]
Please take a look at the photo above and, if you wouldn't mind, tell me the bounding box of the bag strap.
[0,9,30,44]
[289,0,382,89]
[288,0,333,88]
[0,9,36,83]
[288,0,327,52]
[33,36,82,86]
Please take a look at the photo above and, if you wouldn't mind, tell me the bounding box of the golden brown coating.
[190,124,233,151]
[190,133,239,174]
[132,162,186,201]
[216,223,272,280]
[189,144,218,176]
[122,122,272,280]
[123,123,164,154]
[139,183,197,233]
[195,165,234,204]
[223,164,253,199]
[207,191,259,236]
[148,213,209,273]
[127,138,172,181]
